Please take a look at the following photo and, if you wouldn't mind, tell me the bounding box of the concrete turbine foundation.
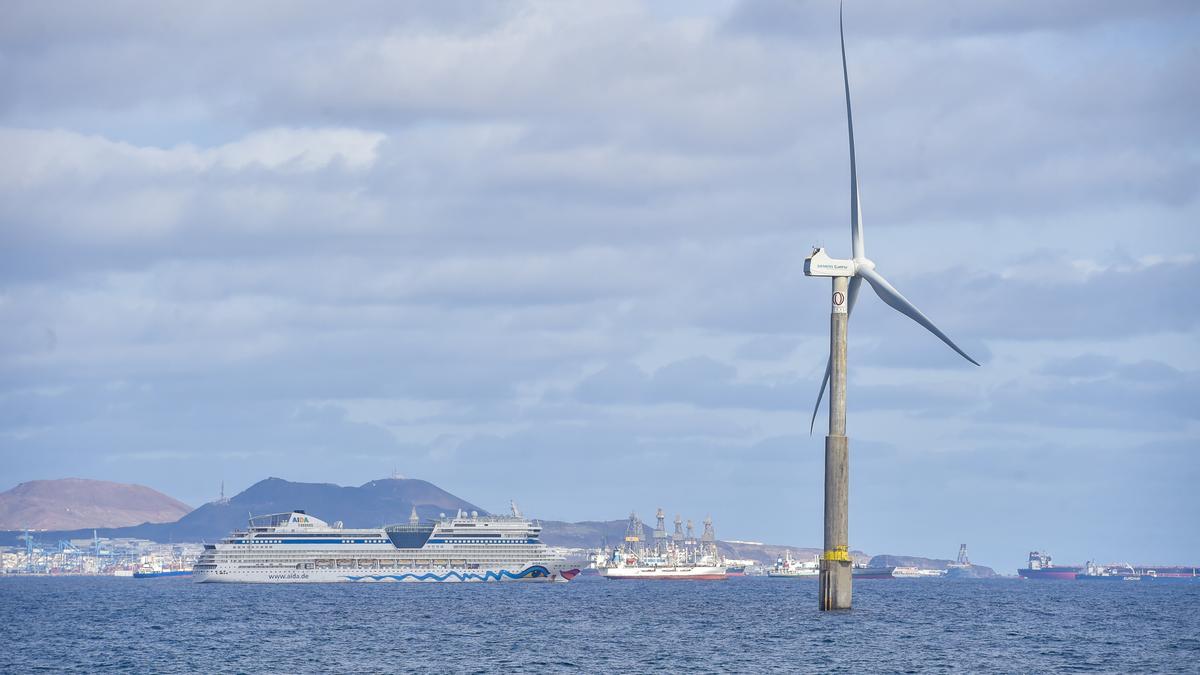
[819,275,852,610]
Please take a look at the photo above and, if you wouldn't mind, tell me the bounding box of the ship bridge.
[247,511,329,532]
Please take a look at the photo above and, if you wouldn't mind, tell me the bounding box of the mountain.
[1,477,481,545]
[0,478,192,530]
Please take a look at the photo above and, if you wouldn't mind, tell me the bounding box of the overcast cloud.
[1,0,1197,571]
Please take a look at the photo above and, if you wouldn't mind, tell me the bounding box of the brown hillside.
[0,478,192,530]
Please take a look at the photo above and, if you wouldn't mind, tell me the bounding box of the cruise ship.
[193,504,579,583]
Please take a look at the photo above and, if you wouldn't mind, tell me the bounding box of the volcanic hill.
[0,478,192,530]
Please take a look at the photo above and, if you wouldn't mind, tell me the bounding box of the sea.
[2,576,1197,673]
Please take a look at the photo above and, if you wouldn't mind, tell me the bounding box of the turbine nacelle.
[803,247,855,277]
[803,247,878,278]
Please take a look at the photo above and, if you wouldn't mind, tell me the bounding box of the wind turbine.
[804,5,979,611]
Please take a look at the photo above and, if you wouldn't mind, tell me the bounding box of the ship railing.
[248,512,299,528]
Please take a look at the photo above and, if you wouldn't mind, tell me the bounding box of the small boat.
[133,561,193,579]
[852,565,896,580]
[766,551,819,578]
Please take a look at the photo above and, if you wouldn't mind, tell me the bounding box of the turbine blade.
[840,3,865,260]
[858,266,981,366]
[809,360,831,434]
[809,276,863,434]
[847,274,862,315]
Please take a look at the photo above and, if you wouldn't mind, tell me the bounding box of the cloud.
[735,335,797,361]
[980,356,1199,430]
[723,0,1198,39]
[1036,354,1117,378]
[0,127,383,187]
[575,357,810,411]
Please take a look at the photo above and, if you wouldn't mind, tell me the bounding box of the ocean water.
[2,576,1198,673]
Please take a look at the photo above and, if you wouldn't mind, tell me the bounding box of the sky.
[1,0,1197,572]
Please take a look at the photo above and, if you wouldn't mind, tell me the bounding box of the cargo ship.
[193,504,577,583]
[1017,551,1080,580]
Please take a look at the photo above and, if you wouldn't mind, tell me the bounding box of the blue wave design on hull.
[343,565,552,582]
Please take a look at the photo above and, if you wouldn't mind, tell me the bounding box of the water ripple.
[1,577,1198,672]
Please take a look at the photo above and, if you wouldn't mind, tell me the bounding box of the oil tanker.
[1017,551,1080,580]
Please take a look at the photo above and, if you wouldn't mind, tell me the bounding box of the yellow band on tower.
[823,545,851,562]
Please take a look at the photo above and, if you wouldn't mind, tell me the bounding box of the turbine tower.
[805,5,979,611]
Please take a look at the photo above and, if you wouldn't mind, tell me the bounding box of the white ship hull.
[766,570,818,578]
[600,565,727,580]
[195,564,567,584]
